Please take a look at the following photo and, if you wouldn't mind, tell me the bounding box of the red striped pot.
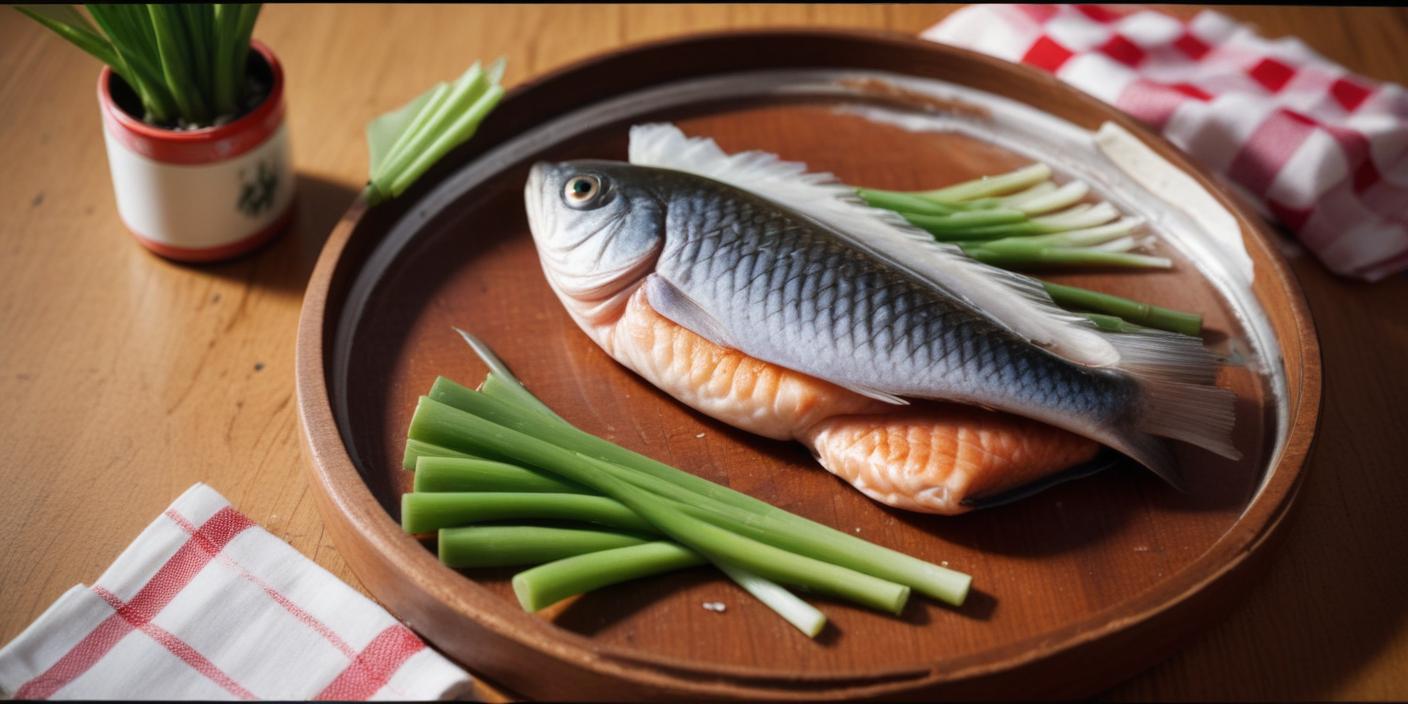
[97,40,296,263]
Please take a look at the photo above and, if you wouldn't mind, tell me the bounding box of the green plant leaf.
[14,5,119,68]
[179,5,213,105]
[231,4,260,97]
[211,4,239,115]
[18,4,261,127]
[86,4,178,123]
[147,4,209,125]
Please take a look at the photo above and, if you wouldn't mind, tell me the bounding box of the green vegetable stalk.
[402,491,656,535]
[408,396,912,614]
[446,329,860,633]
[413,457,582,494]
[513,542,706,612]
[1041,281,1203,337]
[960,244,1172,270]
[915,163,1051,202]
[402,438,476,470]
[365,59,506,205]
[427,375,970,606]
[855,164,1206,335]
[447,329,968,599]
[439,525,648,569]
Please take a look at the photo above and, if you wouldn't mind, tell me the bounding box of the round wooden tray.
[296,30,1321,700]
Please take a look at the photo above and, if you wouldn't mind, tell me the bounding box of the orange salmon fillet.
[801,411,1100,513]
[602,287,1099,514]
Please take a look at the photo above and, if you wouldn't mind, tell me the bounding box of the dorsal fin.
[628,123,1120,368]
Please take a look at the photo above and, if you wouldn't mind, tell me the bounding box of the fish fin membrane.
[1105,328,1238,460]
[627,122,1121,369]
[1108,328,1222,385]
[644,273,909,406]
[643,274,737,349]
[841,385,909,406]
[1135,378,1241,461]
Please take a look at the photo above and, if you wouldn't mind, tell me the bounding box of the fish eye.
[562,174,604,208]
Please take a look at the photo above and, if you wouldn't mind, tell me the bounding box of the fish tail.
[1101,426,1184,490]
[1103,329,1242,470]
[1133,378,1241,461]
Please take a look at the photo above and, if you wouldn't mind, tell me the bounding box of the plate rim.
[295,27,1322,700]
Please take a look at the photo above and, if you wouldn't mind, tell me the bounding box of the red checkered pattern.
[0,484,471,700]
[925,4,1408,281]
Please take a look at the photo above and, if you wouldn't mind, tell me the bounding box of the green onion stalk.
[960,244,1172,271]
[855,164,1205,336]
[438,332,851,631]
[408,393,910,614]
[364,58,506,205]
[449,337,972,606]
[438,525,649,569]
[1042,282,1202,337]
[916,163,1051,202]
[402,438,476,470]
[402,331,972,633]
[902,202,1123,241]
[506,527,824,638]
[426,372,970,606]
[513,542,707,612]
[412,456,582,494]
[402,491,657,535]
[411,454,825,633]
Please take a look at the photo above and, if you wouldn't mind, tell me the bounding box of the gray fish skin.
[526,160,1173,482]
[656,172,1140,428]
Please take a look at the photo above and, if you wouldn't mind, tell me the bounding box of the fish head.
[525,160,666,327]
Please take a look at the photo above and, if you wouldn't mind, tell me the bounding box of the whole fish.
[523,124,1239,513]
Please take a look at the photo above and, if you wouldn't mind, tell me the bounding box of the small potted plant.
[18,4,295,262]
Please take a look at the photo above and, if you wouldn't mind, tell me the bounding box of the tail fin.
[1098,424,1184,490]
[1106,328,1242,465]
[1135,379,1241,461]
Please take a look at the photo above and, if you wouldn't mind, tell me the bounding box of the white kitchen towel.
[925,4,1408,281]
[0,483,472,700]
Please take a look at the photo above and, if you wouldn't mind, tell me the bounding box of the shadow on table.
[166,173,360,297]
[1106,260,1408,699]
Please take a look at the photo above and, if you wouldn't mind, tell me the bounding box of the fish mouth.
[524,161,553,241]
[527,161,551,191]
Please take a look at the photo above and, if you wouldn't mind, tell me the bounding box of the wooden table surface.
[2,4,1406,700]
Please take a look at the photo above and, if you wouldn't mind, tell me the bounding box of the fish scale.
[657,180,1134,427]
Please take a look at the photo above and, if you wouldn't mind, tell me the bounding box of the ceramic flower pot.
[97,40,295,263]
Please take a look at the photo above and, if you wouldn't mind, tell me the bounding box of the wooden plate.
[296,30,1320,700]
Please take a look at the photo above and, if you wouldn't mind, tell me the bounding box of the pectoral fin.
[643,274,737,350]
[644,273,908,406]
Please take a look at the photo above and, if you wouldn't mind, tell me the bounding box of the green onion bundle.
[399,329,972,638]
[17,4,263,128]
[857,165,1202,336]
[365,59,506,206]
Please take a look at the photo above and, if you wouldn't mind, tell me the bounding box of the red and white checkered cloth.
[924,4,1408,281]
[0,484,471,700]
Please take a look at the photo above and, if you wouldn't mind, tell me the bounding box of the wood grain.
[1,5,1405,700]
